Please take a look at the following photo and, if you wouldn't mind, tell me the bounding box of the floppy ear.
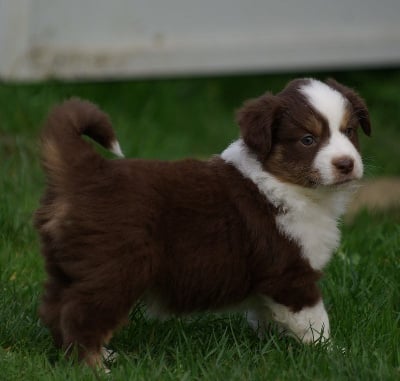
[236,93,282,160]
[325,78,371,136]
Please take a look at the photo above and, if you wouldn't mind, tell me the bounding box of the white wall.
[1,0,400,80]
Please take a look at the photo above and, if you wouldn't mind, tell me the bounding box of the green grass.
[1,69,400,380]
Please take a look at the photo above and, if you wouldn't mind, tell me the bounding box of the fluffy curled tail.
[40,98,123,187]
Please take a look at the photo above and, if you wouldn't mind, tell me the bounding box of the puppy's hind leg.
[59,256,153,368]
[39,264,72,348]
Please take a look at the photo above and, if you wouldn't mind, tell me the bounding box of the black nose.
[332,157,354,174]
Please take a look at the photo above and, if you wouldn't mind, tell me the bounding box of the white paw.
[102,347,119,364]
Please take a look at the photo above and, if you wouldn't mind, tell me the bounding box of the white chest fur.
[275,202,340,270]
[221,140,354,271]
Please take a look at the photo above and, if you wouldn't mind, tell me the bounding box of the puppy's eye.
[344,127,354,138]
[300,135,315,146]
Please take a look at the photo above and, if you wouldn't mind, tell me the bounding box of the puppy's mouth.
[328,177,362,190]
[299,172,360,189]
[309,177,359,189]
[332,178,355,186]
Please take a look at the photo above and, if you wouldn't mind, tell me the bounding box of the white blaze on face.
[300,79,363,185]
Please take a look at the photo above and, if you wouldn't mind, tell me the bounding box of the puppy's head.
[237,78,371,187]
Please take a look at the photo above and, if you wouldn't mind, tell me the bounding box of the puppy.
[34,78,370,366]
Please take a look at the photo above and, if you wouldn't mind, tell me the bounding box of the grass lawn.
[0,69,399,380]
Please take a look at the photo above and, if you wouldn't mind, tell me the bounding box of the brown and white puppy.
[34,78,371,366]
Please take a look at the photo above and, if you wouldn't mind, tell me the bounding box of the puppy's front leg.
[246,308,272,338]
[267,298,330,344]
[246,307,287,339]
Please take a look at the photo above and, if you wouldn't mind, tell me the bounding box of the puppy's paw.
[102,347,119,364]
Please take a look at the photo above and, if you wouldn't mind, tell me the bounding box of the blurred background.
[1,0,400,80]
